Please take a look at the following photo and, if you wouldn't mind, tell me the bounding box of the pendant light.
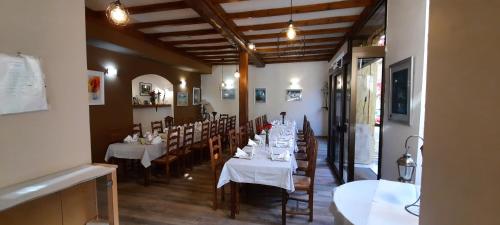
[286,0,296,40]
[106,0,130,26]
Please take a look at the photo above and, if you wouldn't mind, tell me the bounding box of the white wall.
[249,62,329,136]
[0,0,90,187]
[201,61,329,136]
[421,1,500,224]
[381,0,428,182]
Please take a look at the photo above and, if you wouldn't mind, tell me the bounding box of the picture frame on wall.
[221,88,235,100]
[139,82,152,96]
[193,87,201,105]
[255,88,266,103]
[177,91,189,106]
[87,70,105,105]
[286,89,302,102]
[388,56,413,125]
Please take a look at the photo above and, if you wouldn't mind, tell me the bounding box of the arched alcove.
[131,74,174,132]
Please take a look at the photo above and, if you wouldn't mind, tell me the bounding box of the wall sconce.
[104,65,117,79]
[289,78,300,89]
[180,79,187,89]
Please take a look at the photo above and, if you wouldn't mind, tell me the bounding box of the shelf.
[0,164,116,211]
[133,104,171,109]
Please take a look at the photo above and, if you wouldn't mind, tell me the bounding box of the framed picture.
[388,57,413,124]
[177,91,189,106]
[255,88,266,103]
[193,87,201,105]
[139,82,152,96]
[221,88,235,100]
[87,70,105,105]
[286,89,302,102]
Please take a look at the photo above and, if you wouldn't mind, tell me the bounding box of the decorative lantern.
[397,153,416,182]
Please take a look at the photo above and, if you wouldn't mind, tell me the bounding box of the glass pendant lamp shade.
[286,22,296,40]
[106,0,130,26]
[234,69,240,78]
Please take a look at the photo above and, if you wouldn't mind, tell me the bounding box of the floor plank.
[116,137,337,225]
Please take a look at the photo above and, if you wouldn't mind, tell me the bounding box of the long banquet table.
[217,120,298,220]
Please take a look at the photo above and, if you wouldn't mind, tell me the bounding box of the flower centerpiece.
[263,122,273,146]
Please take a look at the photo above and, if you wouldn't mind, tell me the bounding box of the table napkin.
[271,150,290,161]
[254,134,263,141]
[124,135,133,143]
[235,147,248,158]
[248,139,258,146]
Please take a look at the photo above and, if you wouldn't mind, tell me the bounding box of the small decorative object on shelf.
[149,91,161,112]
[263,123,273,147]
[280,112,287,124]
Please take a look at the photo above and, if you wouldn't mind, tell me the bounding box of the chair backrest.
[200,121,210,144]
[228,129,239,157]
[302,115,308,131]
[218,118,226,137]
[229,116,236,130]
[151,120,164,133]
[255,117,262,134]
[165,116,174,129]
[219,113,229,120]
[262,114,268,123]
[208,135,224,172]
[183,124,194,149]
[132,123,142,137]
[166,127,180,154]
[238,125,247,147]
[247,120,254,139]
[210,120,218,138]
[307,138,318,188]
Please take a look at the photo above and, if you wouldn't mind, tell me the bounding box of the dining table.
[217,120,298,222]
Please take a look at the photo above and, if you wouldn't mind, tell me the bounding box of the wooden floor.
[116,137,338,225]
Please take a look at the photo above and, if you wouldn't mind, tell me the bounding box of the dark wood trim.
[166,38,228,45]
[184,0,265,67]
[238,51,249,125]
[147,29,219,38]
[226,0,374,19]
[195,50,239,55]
[127,1,189,14]
[257,44,337,53]
[180,45,235,51]
[246,28,350,40]
[238,15,359,32]
[255,37,342,47]
[133,104,172,108]
[132,18,206,29]
[260,49,334,57]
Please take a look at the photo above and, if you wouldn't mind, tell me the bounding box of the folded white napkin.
[248,139,258,146]
[254,134,263,141]
[151,136,162,144]
[124,135,133,143]
[163,128,169,133]
[260,130,266,135]
[235,147,248,158]
[132,133,139,141]
[275,141,289,148]
[153,130,159,136]
[146,133,153,142]
[272,150,291,161]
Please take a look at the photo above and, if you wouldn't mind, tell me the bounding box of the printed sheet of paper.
[0,53,48,115]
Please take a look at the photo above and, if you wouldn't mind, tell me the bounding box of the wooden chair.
[262,114,268,124]
[247,120,255,140]
[255,117,262,134]
[219,113,229,120]
[298,115,308,134]
[132,123,142,137]
[181,124,195,170]
[192,121,210,163]
[296,128,314,162]
[151,120,164,134]
[227,129,239,160]
[165,116,174,129]
[218,118,226,144]
[238,125,248,148]
[210,120,218,138]
[228,116,236,130]
[284,138,318,223]
[297,132,315,173]
[208,135,226,210]
[152,127,181,183]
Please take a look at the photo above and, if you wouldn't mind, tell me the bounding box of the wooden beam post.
[239,51,249,126]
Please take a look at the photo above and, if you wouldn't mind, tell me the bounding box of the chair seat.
[152,154,178,164]
[295,152,307,161]
[297,160,308,171]
[293,175,311,191]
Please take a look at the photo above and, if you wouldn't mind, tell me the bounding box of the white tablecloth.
[332,180,419,225]
[104,143,166,168]
[217,120,298,191]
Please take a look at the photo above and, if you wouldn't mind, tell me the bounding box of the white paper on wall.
[0,53,48,115]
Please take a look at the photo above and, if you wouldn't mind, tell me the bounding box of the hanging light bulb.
[106,0,130,26]
[234,67,240,78]
[248,42,256,50]
[286,21,296,40]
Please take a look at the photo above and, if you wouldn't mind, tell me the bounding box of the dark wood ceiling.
[85,0,377,66]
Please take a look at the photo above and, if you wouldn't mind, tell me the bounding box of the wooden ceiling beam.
[146,29,219,38]
[127,1,189,14]
[265,57,331,64]
[246,28,350,40]
[200,55,239,59]
[238,15,359,32]
[166,38,228,45]
[179,45,235,51]
[227,0,374,19]
[263,55,332,63]
[184,0,265,67]
[260,49,334,57]
[195,50,238,55]
[256,44,337,53]
[255,37,342,47]
[211,0,248,3]
[132,17,206,29]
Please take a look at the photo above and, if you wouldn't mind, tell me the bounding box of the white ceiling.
[160,34,224,41]
[140,23,213,33]
[243,22,353,35]
[220,0,345,13]
[251,33,344,42]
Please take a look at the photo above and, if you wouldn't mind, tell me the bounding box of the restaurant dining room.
[1,0,500,225]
